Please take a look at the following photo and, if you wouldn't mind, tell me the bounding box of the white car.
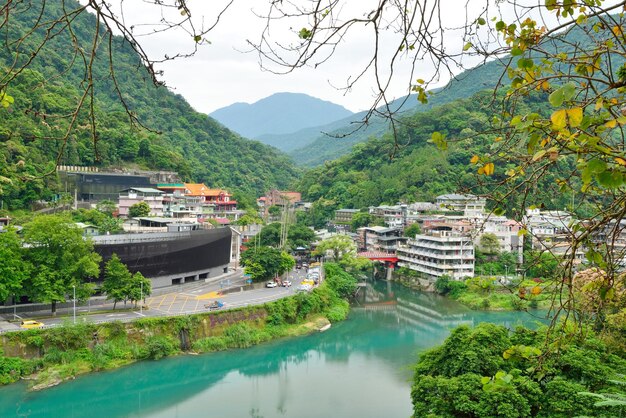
[265,281,278,288]
[296,284,312,292]
[283,280,292,287]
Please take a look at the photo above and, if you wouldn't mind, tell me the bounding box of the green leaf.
[429,131,448,151]
[548,82,576,107]
[496,21,506,31]
[587,159,607,174]
[477,17,486,25]
[463,42,472,51]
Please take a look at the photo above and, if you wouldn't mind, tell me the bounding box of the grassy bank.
[0,265,354,390]
[394,268,555,311]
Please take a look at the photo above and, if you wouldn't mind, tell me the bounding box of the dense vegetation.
[0,0,299,210]
[296,91,572,217]
[412,323,626,417]
[0,262,355,388]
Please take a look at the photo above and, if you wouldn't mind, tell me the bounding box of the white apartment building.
[397,225,474,281]
[436,194,486,217]
[474,216,524,254]
[118,187,164,218]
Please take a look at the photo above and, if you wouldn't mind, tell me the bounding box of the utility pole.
[72,285,76,324]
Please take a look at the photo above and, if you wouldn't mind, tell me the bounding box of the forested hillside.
[0,1,299,209]
[288,57,506,167]
[297,90,578,219]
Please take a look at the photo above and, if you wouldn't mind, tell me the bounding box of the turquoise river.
[0,281,544,418]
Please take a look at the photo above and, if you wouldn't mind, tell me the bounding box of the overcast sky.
[111,0,571,115]
[111,1,484,114]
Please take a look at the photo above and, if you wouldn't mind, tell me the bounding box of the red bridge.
[358,251,398,267]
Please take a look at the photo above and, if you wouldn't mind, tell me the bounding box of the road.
[0,267,314,332]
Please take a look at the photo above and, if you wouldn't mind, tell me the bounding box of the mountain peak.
[209,92,353,139]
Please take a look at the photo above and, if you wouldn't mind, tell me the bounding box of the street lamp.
[72,285,76,324]
[140,280,143,315]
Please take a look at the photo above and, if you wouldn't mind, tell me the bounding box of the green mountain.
[0,1,300,209]
[288,59,505,167]
[209,92,353,144]
[296,90,571,222]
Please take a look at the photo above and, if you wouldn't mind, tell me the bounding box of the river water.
[0,281,543,418]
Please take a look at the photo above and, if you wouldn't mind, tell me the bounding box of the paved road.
[0,267,314,332]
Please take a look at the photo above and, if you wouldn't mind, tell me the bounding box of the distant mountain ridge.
[209,92,354,140]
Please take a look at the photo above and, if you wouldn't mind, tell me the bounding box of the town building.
[474,216,524,254]
[357,226,406,253]
[117,187,165,218]
[92,227,233,288]
[523,209,573,252]
[258,190,302,218]
[183,183,238,215]
[436,194,486,217]
[397,224,475,281]
[57,166,178,202]
[334,209,360,224]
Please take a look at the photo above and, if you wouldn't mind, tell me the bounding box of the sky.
[109,0,574,115]
[111,0,478,115]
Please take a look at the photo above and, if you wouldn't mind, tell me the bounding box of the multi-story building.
[184,183,237,214]
[397,225,475,281]
[357,226,406,253]
[162,192,203,220]
[523,209,573,252]
[475,216,524,254]
[118,187,165,217]
[436,194,486,217]
[334,209,360,224]
[258,190,302,218]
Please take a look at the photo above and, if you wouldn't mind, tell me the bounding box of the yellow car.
[20,320,44,329]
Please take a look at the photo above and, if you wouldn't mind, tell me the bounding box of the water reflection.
[0,281,545,418]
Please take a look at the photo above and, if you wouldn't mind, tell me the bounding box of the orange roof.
[184,183,231,197]
[184,183,210,196]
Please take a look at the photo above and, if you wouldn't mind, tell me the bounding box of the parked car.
[296,284,312,292]
[205,300,224,310]
[266,281,278,288]
[283,280,292,287]
[20,320,44,329]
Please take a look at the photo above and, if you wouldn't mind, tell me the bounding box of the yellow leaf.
[605,119,618,128]
[495,136,503,142]
[541,80,550,91]
[566,107,583,127]
[615,157,626,166]
[477,166,485,175]
[612,25,623,36]
[551,109,567,130]
[470,155,480,164]
[483,162,495,176]
[540,138,549,147]
[595,98,603,110]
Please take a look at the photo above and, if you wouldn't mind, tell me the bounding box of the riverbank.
[0,271,352,390]
[393,270,555,311]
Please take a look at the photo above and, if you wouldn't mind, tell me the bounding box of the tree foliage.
[0,227,30,302]
[128,202,151,218]
[22,214,101,314]
[0,0,299,210]
[412,323,626,418]
[313,235,356,263]
[240,246,295,282]
[403,223,421,238]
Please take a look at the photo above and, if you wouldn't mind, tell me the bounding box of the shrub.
[192,336,228,352]
[145,335,178,360]
[325,300,350,322]
[0,356,33,385]
[224,323,261,349]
